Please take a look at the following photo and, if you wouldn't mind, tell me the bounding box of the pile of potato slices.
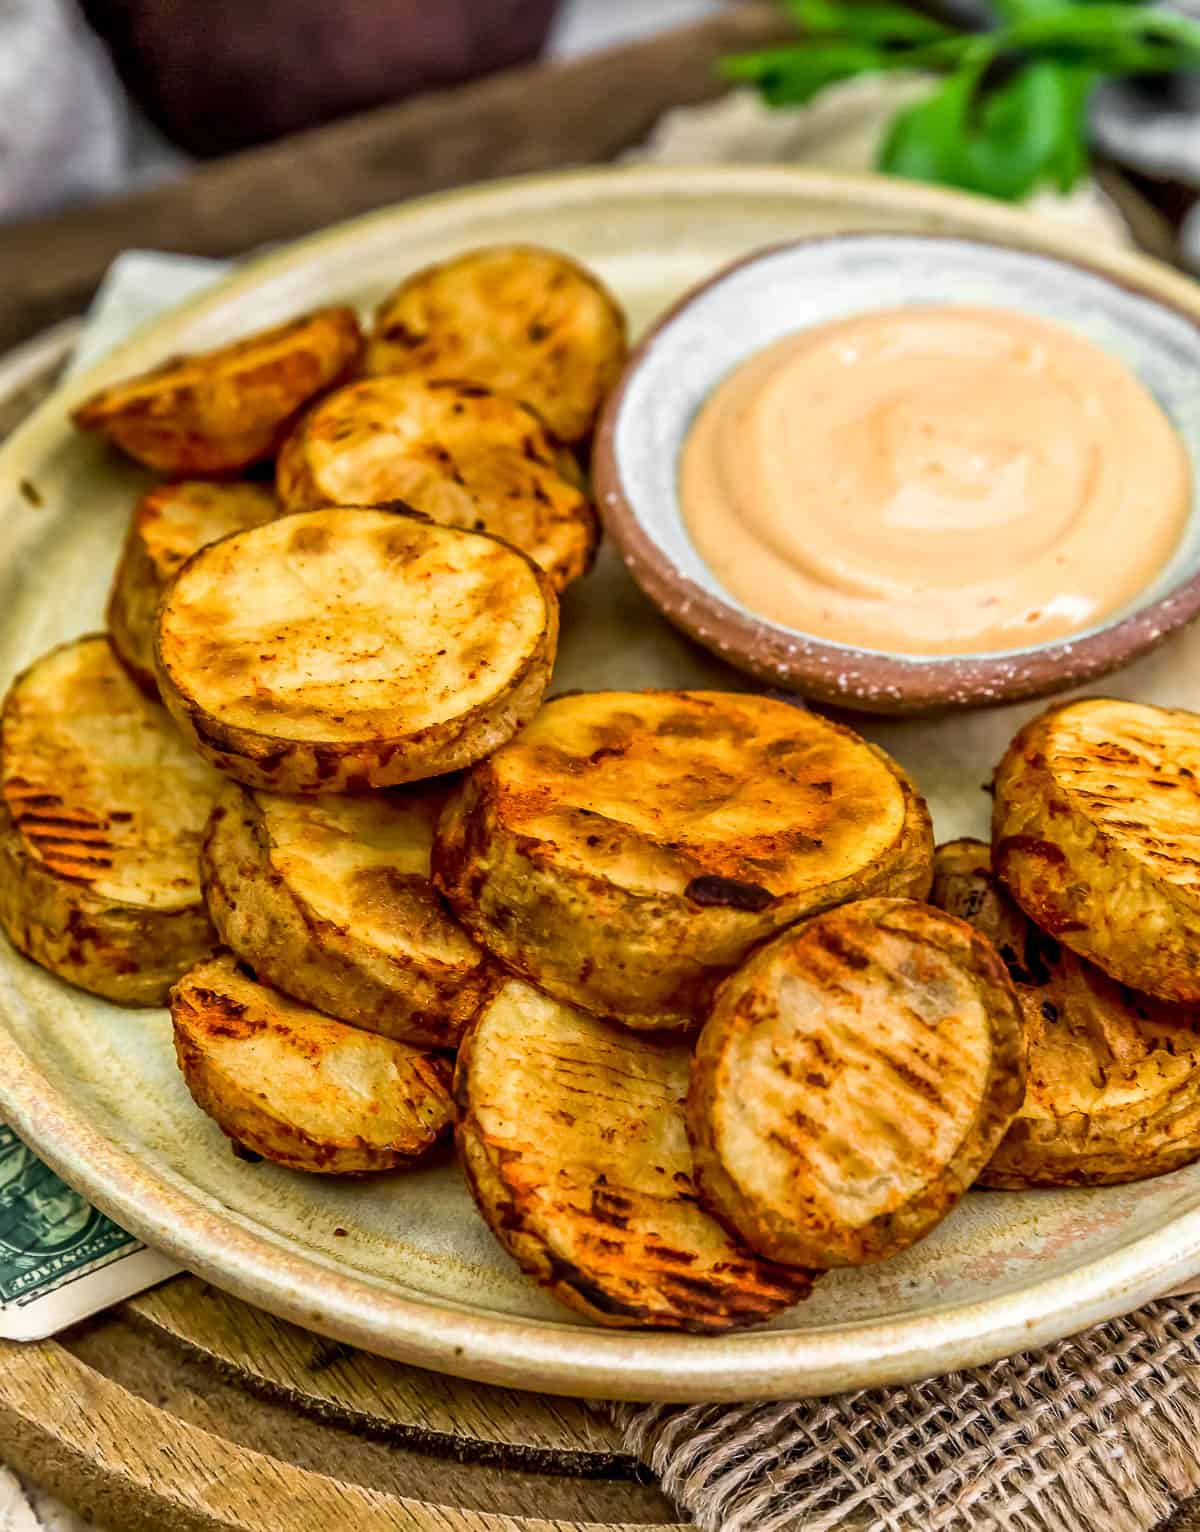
[5,245,1200,1333]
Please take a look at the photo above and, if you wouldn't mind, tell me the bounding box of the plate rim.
[2,162,1199,1402]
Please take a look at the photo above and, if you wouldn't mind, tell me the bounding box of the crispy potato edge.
[201,782,499,1048]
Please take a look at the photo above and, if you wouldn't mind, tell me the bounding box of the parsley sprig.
[723,0,1200,200]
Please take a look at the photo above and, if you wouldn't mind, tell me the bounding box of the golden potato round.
[108,480,278,694]
[0,636,220,1004]
[172,953,453,1174]
[276,376,597,589]
[154,506,558,794]
[72,307,363,474]
[456,977,814,1331]
[933,838,1200,1187]
[994,698,1200,1003]
[688,898,1025,1268]
[203,780,498,1049]
[432,690,933,1030]
[365,245,627,443]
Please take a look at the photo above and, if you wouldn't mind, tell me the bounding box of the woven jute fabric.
[615,1295,1200,1531]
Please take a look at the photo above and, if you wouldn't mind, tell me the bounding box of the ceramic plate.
[3,167,1200,1403]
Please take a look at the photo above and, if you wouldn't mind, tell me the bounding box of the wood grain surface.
[0,1306,682,1531]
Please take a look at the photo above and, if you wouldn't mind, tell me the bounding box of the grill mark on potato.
[932,836,1200,1186]
[684,874,774,912]
[995,835,1068,867]
[456,978,814,1330]
[688,897,1024,1267]
[434,691,932,1029]
[173,954,453,1173]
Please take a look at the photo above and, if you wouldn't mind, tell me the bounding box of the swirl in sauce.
[679,306,1191,655]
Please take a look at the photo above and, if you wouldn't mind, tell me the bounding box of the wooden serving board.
[0,1277,683,1531]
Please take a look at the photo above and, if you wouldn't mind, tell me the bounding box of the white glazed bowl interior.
[611,234,1200,665]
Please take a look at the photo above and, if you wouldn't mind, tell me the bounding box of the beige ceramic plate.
[3,167,1200,1403]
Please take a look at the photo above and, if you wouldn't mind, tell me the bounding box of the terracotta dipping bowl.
[594,234,1200,713]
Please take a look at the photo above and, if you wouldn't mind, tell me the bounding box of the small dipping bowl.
[594,234,1200,713]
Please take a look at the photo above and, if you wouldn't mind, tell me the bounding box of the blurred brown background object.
[80,0,559,156]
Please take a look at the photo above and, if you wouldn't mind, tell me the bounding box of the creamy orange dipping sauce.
[679,305,1191,655]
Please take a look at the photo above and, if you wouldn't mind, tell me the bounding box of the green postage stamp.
[0,1125,176,1340]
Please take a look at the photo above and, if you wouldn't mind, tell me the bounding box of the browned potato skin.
[432,691,934,1030]
[934,838,1200,1187]
[172,954,453,1174]
[0,636,219,1005]
[202,780,499,1049]
[365,245,627,444]
[276,376,598,590]
[994,698,1200,1004]
[108,481,278,695]
[688,898,1025,1267]
[0,801,216,1007]
[455,977,814,1331]
[154,507,559,794]
[72,308,363,474]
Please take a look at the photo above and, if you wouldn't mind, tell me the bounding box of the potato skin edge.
[935,836,1200,1188]
[993,702,1200,1004]
[106,513,166,698]
[72,308,365,475]
[201,783,498,1049]
[432,736,934,1030]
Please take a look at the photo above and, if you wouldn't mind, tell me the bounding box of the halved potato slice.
[72,307,363,474]
[155,506,558,793]
[688,898,1025,1267]
[933,838,1200,1187]
[994,698,1200,1003]
[172,953,453,1174]
[276,377,597,589]
[108,480,278,694]
[432,690,933,1029]
[364,245,627,443]
[456,977,814,1330]
[203,780,498,1049]
[0,636,220,1004]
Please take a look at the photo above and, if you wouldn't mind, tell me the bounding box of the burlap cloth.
[615,84,1200,1532]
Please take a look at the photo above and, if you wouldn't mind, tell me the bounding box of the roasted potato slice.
[108,480,278,694]
[456,977,814,1330]
[994,698,1200,1003]
[276,377,597,589]
[203,780,498,1049]
[433,690,933,1029]
[172,953,452,1174]
[365,245,627,444]
[155,506,558,794]
[72,307,363,474]
[933,838,1200,1187]
[688,898,1025,1267]
[0,636,220,1004]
